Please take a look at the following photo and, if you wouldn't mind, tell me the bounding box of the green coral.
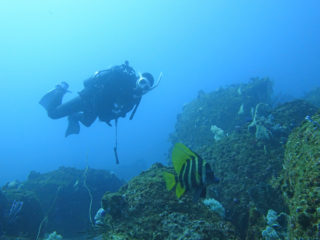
[169,78,319,239]
[281,112,320,239]
[101,163,240,240]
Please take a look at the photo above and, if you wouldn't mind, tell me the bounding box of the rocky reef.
[169,78,319,239]
[281,113,320,239]
[1,167,125,239]
[2,77,320,240]
[303,87,320,108]
[170,78,273,150]
[0,190,7,236]
[101,163,240,240]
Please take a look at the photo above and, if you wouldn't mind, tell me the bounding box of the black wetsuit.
[46,62,142,128]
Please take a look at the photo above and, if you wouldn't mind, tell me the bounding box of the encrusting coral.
[101,163,240,240]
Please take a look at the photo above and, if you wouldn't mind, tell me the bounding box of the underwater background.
[1,1,320,240]
[1,0,319,185]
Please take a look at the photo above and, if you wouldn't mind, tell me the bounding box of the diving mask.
[137,74,152,91]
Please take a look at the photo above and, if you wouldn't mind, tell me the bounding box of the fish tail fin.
[176,182,186,198]
[163,172,176,191]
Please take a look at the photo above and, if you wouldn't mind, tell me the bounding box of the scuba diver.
[39,61,161,163]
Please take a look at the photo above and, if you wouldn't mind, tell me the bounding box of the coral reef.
[247,103,273,141]
[101,163,240,240]
[1,167,125,239]
[303,87,320,108]
[261,226,279,240]
[244,206,266,240]
[203,198,225,218]
[1,78,319,240]
[261,209,288,240]
[210,125,225,141]
[1,188,43,237]
[169,78,319,239]
[206,128,287,239]
[0,190,7,236]
[280,112,320,239]
[170,78,273,150]
[44,231,63,240]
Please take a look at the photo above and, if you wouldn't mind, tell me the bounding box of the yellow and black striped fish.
[163,143,219,200]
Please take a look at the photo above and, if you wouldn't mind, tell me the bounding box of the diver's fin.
[39,88,61,111]
[39,82,70,112]
[65,113,80,137]
[163,172,176,191]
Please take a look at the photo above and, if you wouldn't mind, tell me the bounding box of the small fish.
[163,143,219,201]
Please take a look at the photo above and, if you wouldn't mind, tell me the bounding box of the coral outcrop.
[170,78,273,150]
[1,188,43,238]
[303,87,320,108]
[169,78,319,239]
[281,113,320,239]
[2,78,319,240]
[1,167,125,239]
[0,190,7,235]
[101,163,240,240]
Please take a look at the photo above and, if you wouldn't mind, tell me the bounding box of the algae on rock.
[170,78,274,150]
[101,163,240,240]
[169,77,319,239]
[1,167,125,239]
[281,113,320,239]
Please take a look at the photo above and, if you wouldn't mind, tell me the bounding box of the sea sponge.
[210,125,225,141]
[45,231,63,240]
[203,198,225,218]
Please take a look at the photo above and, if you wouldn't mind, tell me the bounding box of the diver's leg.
[48,96,84,119]
[79,111,97,127]
[64,111,97,137]
[63,99,97,136]
[39,82,70,113]
[64,110,97,137]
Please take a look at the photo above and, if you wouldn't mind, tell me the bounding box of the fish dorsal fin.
[172,143,197,174]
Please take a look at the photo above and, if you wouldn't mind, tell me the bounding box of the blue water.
[0,1,319,185]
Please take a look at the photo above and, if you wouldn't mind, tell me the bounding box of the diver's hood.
[137,72,162,95]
